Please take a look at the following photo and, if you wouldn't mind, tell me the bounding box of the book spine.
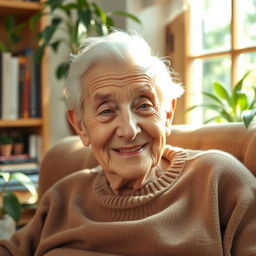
[0,51,2,119]
[30,51,41,117]
[8,56,19,119]
[2,52,11,119]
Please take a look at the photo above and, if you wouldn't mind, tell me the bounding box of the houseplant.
[0,134,13,157]
[0,15,25,53]
[12,134,25,155]
[31,0,141,79]
[0,172,37,239]
[187,71,256,128]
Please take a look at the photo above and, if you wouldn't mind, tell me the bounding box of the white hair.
[64,30,183,119]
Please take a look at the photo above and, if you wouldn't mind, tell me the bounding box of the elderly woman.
[0,31,255,256]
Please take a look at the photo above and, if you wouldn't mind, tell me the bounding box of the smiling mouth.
[113,144,147,153]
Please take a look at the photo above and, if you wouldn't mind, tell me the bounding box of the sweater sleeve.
[0,201,49,256]
[217,153,256,256]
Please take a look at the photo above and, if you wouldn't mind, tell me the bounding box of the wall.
[48,0,184,147]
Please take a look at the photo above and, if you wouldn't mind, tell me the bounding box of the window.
[185,0,256,123]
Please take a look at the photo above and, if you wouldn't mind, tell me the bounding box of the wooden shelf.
[0,118,42,127]
[0,0,40,15]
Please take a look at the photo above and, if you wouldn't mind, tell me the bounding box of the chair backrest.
[38,122,256,199]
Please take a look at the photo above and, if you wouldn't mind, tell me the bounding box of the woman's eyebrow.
[93,92,112,103]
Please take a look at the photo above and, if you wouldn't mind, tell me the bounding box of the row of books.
[0,134,41,191]
[0,49,41,120]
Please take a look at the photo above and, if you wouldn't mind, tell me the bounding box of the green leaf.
[50,40,61,52]
[106,16,114,28]
[61,3,78,11]
[232,71,251,109]
[213,82,231,106]
[112,11,141,24]
[3,192,21,222]
[242,109,256,128]
[249,87,256,108]
[77,0,89,8]
[29,12,44,30]
[0,41,6,51]
[5,15,15,31]
[51,17,62,27]
[92,3,107,24]
[237,92,248,111]
[34,45,45,63]
[11,173,37,196]
[79,9,92,28]
[202,91,223,105]
[233,70,251,93]
[16,23,26,34]
[56,62,70,79]
[70,21,79,45]
[0,172,10,183]
[219,109,235,122]
[94,22,108,36]
[41,25,58,44]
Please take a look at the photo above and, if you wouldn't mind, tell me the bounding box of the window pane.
[237,0,256,48]
[237,52,256,92]
[190,0,231,54]
[202,57,231,121]
[189,57,231,123]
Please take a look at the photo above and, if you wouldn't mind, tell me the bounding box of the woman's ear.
[165,99,176,136]
[67,110,90,146]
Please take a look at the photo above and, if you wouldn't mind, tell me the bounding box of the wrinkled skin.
[68,63,175,195]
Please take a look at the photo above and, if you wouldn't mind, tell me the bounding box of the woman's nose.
[116,111,141,141]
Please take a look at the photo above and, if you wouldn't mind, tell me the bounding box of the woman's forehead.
[82,63,155,93]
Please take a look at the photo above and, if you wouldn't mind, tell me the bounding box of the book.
[29,50,41,117]
[22,50,31,118]
[1,52,11,119]
[29,134,41,160]
[8,56,19,119]
[0,162,39,174]
[18,55,26,118]
[0,51,2,119]
[0,154,37,165]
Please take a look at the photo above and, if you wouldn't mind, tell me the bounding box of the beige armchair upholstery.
[38,123,256,200]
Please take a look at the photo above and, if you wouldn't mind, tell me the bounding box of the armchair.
[38,122,256,200]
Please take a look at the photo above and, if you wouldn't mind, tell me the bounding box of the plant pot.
[0,144,13,157]
[13,143,24,155]
[0,214,16,240]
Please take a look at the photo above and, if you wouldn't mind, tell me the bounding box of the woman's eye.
[99,109,113,115]
[138,103,152,109]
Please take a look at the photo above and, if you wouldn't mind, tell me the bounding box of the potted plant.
[12,135,25,156]
[187,71,256,128]
[31,0,141,79]
[0,172,37,240]
[0,15,25,53]
[0,134,13,157]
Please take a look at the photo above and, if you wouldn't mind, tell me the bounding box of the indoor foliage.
[31,0,141,79]
[188,71,256,128]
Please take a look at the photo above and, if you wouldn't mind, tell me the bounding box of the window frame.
[184,0,256,123]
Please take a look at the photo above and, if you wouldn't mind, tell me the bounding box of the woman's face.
[77,63,174,195]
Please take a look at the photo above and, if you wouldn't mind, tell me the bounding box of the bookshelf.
[0,0,49,156]
[0,0,49,225]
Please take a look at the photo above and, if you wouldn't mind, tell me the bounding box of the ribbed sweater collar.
[93,146,187,209]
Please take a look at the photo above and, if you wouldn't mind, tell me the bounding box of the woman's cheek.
[147,120,166,166]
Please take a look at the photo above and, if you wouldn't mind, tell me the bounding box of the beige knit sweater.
[0,146,255,256]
